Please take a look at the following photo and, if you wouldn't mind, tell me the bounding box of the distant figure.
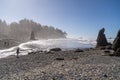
[16,47,20,58]
[96,28,108,47]
[4,42,9,47]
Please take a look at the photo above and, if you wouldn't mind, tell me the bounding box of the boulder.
[104,50,110,53]
[28,50,43,55]
[55,58,64,60]
[106,45,112,50]
[96,28,108,47]
[74,48,84,52]
[104,74,108,78]
[50,48,62,52]
[28,52,36,55]
[102,50,111,56]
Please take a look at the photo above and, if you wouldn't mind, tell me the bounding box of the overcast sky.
[0,0,120,39]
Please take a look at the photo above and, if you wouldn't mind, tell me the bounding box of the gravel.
[0,49,120,80]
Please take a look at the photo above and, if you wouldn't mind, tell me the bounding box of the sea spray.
[0,39,95,58]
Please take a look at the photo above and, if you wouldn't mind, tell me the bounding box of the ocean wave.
[0,39,95,58]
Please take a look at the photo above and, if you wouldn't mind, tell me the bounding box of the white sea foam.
[0,38,96,59]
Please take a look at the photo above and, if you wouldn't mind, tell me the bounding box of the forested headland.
[0,19,67,42]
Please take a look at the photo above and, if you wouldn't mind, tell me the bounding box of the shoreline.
[0,46,95,59]
[0,48,120,79]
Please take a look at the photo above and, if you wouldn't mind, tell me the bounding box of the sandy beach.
[0,48,119,80]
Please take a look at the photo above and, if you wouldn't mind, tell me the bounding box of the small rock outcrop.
[74,48,84,52]
[50,48,62,52]
[96,28,108,48]
[30,31,35,40]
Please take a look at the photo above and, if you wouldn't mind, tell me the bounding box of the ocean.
[0,38,96,58]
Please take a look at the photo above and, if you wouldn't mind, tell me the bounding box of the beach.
[0,0,119,79]
[0,48,120,80]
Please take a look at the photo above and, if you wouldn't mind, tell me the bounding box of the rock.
[50,48,62,52]
[61,64,64,67]
[104,50,110,53]
[101,53,109,56]
[116,29,120,37]
[55,58,64,60]
[102,50,111,56]
[112,37,120,51]
[109,53,116,56]
[28,50,42,55]
[74,49,84,52]
[100,46,106,50]
[109,48,120,56]
[30,31,35,40]
[52,78,56,80]
[96,28,108,47]
[117,48,120,52]
[112,30,120,51]
[28,52,35,55]
[106,45,112,50]
[112,30,120,56]
[114,48,120,56]
[103,74,108,78]
[46,51,54,54]
[44,51,47,53]
[89,48,95,50]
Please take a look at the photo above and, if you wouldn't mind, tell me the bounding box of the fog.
[0,19,67,42]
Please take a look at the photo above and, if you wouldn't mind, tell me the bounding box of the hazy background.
[0,19,67,42]
[0,0,120,40]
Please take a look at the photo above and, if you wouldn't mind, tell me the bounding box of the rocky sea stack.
[96,28,109,48]
[112,30,120,56]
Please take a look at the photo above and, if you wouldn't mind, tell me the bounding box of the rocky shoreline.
[0,48,120,80]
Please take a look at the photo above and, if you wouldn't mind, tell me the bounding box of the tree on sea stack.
[96,28,108,48]
[30,31,35,40]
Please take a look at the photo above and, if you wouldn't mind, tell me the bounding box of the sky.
[0,0,120,40]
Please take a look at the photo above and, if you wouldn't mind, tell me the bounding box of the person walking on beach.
[16,47,20,58]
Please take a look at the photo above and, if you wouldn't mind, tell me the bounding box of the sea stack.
[112,30,120,56]
[96,28,108,48]
[30,31,35,40]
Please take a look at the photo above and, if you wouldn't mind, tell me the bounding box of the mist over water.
[19,38,95,50]
[0,38,95,58]
[0,19,97,59]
